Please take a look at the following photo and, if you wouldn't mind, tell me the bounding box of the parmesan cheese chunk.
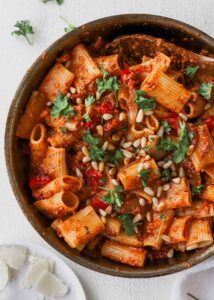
[35,269,68,297]
[0,258,9,290]
[0,246,27,270]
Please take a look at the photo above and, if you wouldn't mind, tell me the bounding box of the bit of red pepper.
[165,113,180,136]
[84,114,101,131]
[99,100,114,114]
[120,69,135,89]
[91,198,108,211]
[29,175,51,189]
[85,169,102,192]
[203,116,214,131]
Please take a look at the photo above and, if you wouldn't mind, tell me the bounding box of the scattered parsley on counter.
[185,65,199,80]
[118,214,135,236]
[139,170,150,187]
[42,0,64,5]
[60,16,76,33]
[187,292,200,300]
[199,82,213,100]
[191,185,205,196]
[11,20,34,45]
[51,93,75,119]
[135,90,156,111]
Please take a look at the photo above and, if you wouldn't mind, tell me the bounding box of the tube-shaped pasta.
[186,218,213,250]
[118,158,160,191]
[105,217,121,236]
[33,175,83,200]
[144,114,159,132]
[57,205,105,248]
[202,185,214,202]
[17,91,48,139]
[39,63,75,102]
[41,147,68,179]
[95,54,121,76]
[168,216,191,244]
[141,68,191,113]
[104,231,143,247]
[34,191,79,218]
[101,241,147,267]
[184,94,205,118]
[48,131,76,148]
[143,211,174,249]
[176,201,214,218]
[87,235,102,250]
[30,123,47,170]
[204,164,214,183]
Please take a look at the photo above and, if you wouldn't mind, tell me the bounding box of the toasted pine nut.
[76,168,83,178]
[136,109,144,123]
[138,149,146,157]
[163,184,170,191]
[186,244,198,251]
[162,235,171,243]
[133,139,141,148]
[99,209,107,217]
[133,213,143,224]
[103,113,113,120]
[119,112,127,121]
[76,98,82,104]
[96,125,104,136]
[99,162,105,172]
[163,160,173,169]
[145,110,153,116]
[141,137,147,148]
[143,162,150,169]
[205,103,211,110]
[123,142,132,149]
[167,249,174,258]
[156,186,163,198]
[172,177,181,184]
[144,155,151,161]
[112,133,120,141]
[144,187,154,196]
[121,149,133,158]
[152,197,159,207]
[111,179,119,186]
[134,226,139,234]
[70,87,76,94]
[102,141,109,151]
[137,163,144,172]
[124,158,130,165]
[83,156,91,163]
[109,168,116,176]
[157,126,164,137]
[66,92,71,98]
[179,112,188,121]
[146,211,151,222]
[82,146,90,157]
[101,216,106,224]
[157,202,165,211]
[91,161,98,170]
[105,205,113,214]
[139,198,146,206]
[179,167,185,178]
[108,143,115,151]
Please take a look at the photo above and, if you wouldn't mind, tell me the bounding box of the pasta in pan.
[17,34,214,268]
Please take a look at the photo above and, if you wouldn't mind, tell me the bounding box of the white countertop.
[0,1,213,299]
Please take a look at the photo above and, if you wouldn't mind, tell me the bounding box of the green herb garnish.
[85,95,96,106]
[42,0,64,5]
[162,169,171,181]
[61,127,67,133]
[83,112,91,122]
[199,82,213,100]
[11,20,34,45]
[157,137,178,152]
[185,65,199,80]
[51,93,75,119]
[110,150,123,165]
[83,130,105,161]
[102,185,124,208]
[139,170,150,187]
[118,214,135,236]
[162,120,171,134]
[187,292,200,300]
[192,185,204,196]
[135,90,156,111]
[83,130,99,145]
[160,214,166,221]
[60,16,76,33]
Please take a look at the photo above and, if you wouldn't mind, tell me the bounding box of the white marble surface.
[0,1,213,299]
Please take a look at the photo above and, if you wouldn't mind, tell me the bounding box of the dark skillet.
[5,14,214,278]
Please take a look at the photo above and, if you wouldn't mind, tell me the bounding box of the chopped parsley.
[158,137,178,152]
[199,82,213,100]
[191,185,205,196]
[185,65,199,80]
[162,169,171,181]
[162,120,171,134]
[42,0,64,5]
[135,90,156,111]
[118,214,135,236]
[61,127,67,133]
[160,214,166,221]
[11,20,34,45]
[60,16,76,33]
[83,112,91,122]
[110,150,123,165]
[83,130,99,145]
[102,185,124,209]
[96,67,120,105]
[85,95,96,106]
[139,170,150,187]
[51,93,75,119]
[83,130,105,161]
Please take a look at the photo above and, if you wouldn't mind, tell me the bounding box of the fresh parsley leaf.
[60,16,76,33]
[42,0,64,5]
[51,93,75,119]
[191,185,204,196]
[160,214,166,221]
[110,150,123,165]
[102,185,124,209]
[158,137,178,152]
[199,82,212,100]
[118,214,135,236]
[162,169,171,181]
[89,145,105,161]
[185,65,199,80]
[139,170,150,187]
[135,90,156,111]
[187,292,200,300]
[162,120,171,134]
[83,130,99,145]
[85,95,96,106]
[100,66,109,79]
[83,112,91,122]
[99,178,106,184]
[11,20,34,45]
[61,127,67,133]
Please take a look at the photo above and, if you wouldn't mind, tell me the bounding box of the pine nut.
[123,142,132,149]
[108,143,115,151]
[179,112,188,121]
[137,163,144,172]
[179,167,185,178]
[136,109,144,123]
[103,113,113,120]
[134,226,139,234]
[112,133,120,141]
[102,141,109,151]
[205,103,211,110]
[170,163,176,172]
[106,163,115,167]
[99,162,105,172]
[162,235,171,243]
[66,92,71,98]
[141,137,147,148]
[157,126,164,137]
[148,134,158,142]
[76,168,83,178]
[139,198,146,206]
[157,160,165,167]
[133,139,141,148]
[121,149,133,158]
[133,213,143,224]
[120,137,125,146]
[96,125,104,136]
[111,179,119,186]
[152,197,159,207]
[144,187,154,196]
[143,162,150,169]
[76,98,82,104]
[70,87,76,94]
[91,161,98,170]
[187,144,194,156]
[47,101,52,106]
[119,112,127,121]
[146,211,151,222]
[157,202,165,211]
[138,149,146,157]
[109,168,116,176]
[145,111,153,116]
[105,205,113,214]
[172,177,181,184]
[163,160,173,169]
[82,146,90,157]
[163,184,170,191]
[96,91,101,100]
[101,216,106,224]
[99,209,107,217]
[167,249,174,258]
[82,156,91,163]
[186,244,198,251]
[156,186,163,198]
[144,155,151,161]
[124,158,130,165]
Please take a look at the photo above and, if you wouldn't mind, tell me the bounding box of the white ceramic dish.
[0,242,86,300]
